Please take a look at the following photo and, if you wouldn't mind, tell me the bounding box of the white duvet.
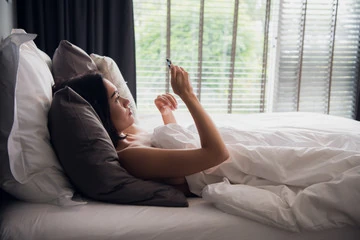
[150,113,360,232]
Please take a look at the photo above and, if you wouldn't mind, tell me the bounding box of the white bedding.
[1,112,360,240]
[1,197,359,240]
[149,112,360,232]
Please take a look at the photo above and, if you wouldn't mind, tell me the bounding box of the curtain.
[16,0,137,102]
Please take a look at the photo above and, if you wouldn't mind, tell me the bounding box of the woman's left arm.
[154,93,177,125]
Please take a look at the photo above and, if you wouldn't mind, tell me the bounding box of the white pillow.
[90,53,138,122]
[0,29,82,206]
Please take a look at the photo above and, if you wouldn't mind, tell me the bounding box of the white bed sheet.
[1,197,359,240]
[1,112,360,239]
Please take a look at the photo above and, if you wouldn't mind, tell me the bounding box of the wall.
[0,0,16,40]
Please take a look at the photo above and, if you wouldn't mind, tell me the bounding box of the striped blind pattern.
[134,0,360,119]
[273,0,360,118]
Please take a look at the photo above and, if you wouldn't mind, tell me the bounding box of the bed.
[1,30,360,240]
[1,194,360,240]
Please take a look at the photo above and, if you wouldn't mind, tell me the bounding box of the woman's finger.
[161,94,172,106]
[171,65,177,82]
[155,95,167,105]
[163,94,177,110]
[165,93,178,109]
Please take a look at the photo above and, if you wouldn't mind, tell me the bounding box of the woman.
[53,68,360,230]
[53,65,229,193]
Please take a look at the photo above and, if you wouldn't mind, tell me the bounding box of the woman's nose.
[121,97,130,107]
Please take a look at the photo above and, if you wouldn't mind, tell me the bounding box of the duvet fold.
[151,119,360,232]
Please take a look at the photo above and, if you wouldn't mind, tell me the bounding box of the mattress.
[1,197,359,240]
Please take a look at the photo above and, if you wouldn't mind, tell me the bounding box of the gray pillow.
[52,40,98,85]
[48,87,188,207]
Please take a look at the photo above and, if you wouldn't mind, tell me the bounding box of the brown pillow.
[48,87,188,207]
[52,40,97,85]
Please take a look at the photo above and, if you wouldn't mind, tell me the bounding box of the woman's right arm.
[117,65,229,179]
[171,66,228,163]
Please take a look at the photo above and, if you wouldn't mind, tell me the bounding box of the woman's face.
[103,79,134,133]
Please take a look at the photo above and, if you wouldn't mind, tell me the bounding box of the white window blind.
[273,0,360,118]
[133,0,360,119]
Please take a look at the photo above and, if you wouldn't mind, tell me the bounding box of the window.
[133,0,360,119]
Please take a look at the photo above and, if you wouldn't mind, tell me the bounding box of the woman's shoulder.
[116,131,152,152]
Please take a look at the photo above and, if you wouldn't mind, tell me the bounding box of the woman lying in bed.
[53,64,229,194]
[53,65,360,231]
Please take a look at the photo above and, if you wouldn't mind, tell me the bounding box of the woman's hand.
[154,93,178,125]
[154,93,178,115]
[170,65,194,98]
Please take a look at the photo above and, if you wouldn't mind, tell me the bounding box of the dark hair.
[53,73,126,147]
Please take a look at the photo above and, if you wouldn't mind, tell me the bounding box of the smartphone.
[166,58,172,68]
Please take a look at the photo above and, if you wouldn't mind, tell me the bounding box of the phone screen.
[166,58,172,68]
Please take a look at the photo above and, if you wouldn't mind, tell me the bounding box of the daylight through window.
[133,0,360,119]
